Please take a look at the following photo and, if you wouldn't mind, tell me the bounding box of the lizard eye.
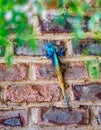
[48,45,52,48]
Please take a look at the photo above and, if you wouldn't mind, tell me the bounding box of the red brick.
[39,14,89,33]
[73,83,101,101]
[35,63,57,80]
[73,39,101,56]
[0,63,28,81]
[14,40,65,57]
[64,62,88,80]
[39,15,72,33]
[91,106,101,126]
[39,106,89,126]
[0,110,28,128]
[35,62,88,80]
[6,84,60,103]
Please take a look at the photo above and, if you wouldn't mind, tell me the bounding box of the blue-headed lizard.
[46,43,70,111]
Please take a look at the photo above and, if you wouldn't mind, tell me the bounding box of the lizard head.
[46,43,56,58]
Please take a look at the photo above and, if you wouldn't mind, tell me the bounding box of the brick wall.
[0,9,101,130]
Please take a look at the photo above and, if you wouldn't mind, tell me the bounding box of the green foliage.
[88,12,101,31]
[82,48,89,56]
[53,15,66,27]
[55,0,101,47]
[86,60,100,80]
[34,0,45,16]
[6,54,13,67]
[54,0,101,81]
[0,0,37,66]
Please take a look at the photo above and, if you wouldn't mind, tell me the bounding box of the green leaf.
[88,12,101,31]
[34,0,45,15]
[0,37,9,46]
[82,48,89,55]
[72,38,80,48]
[0,27,7,36]
[68,1,84,16]
[6,53,13,67]
[86,60,99,80]
[15,37,25,46]
[58,0,64,8]
[96,0,101,7]
[83,2,90,11]
[28,38,37,51]
[53,15,66,27]
[17,0,28,5]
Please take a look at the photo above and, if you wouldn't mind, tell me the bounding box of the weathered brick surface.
[39,16,72,33]
[14,40,45,56]
[39,106,89,126]
[66,127,89,130]
[39,14,89,33]
[14,40,65,56]
[98,110,101,124]
[0,2,100,130]
[35,63,57,80]
[6,84,60,103]
[30,108,39,125]
[91,106,101,128]
[0,125,90,130]
[3,125,65,130]
[72,83,101,101]
[72,39,101,56]
[0,110,28,128]
[64,62,88,80]
[0,63,28,81]
[35,62,88,80]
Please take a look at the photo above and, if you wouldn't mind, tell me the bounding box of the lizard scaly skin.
[46,43,70,111]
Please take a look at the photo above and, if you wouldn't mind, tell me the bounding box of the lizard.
[46,43,70,111]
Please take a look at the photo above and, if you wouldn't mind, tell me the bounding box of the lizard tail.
[55,67,71,111]
[64,94,71,111]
